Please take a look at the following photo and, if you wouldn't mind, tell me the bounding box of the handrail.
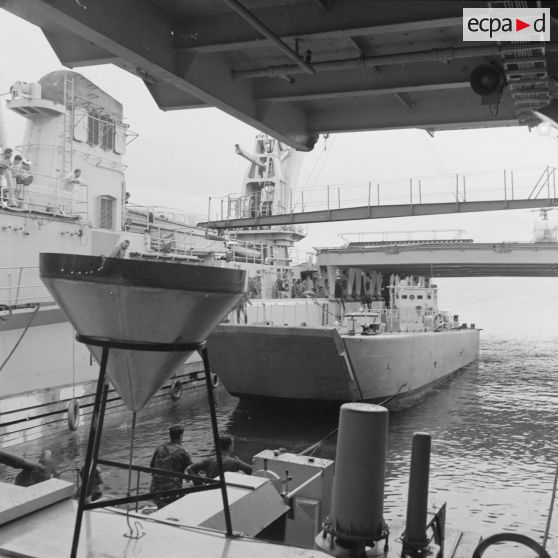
[0,265,53,306]
[1,174,89,220]
[211,165,558,221]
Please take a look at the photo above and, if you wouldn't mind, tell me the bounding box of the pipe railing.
[0,173,88,220]
[0,265,53,306]
[209,166,558,222]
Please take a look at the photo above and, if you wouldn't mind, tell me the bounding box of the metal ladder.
[62,75,75,178]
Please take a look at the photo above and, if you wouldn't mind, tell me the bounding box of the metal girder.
[174,4,463,54]
[308,90,519,133]
[43,30,118,67]
[0,0,317,150]
[199,198,557,229]
[252,63,472,103]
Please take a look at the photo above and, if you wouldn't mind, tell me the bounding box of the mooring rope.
[0,303,40,373]
[542,458,558,549]
[125,412,138,534]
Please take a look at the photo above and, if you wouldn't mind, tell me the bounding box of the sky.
[1,10,558,253]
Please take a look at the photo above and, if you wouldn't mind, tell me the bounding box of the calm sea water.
[1,278,557,556]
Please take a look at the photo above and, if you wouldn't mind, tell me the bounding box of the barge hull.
[208,325,479,409]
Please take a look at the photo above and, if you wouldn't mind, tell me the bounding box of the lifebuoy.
[67,399,80,431]
[170,379,182,400]
[282,281,289,290]
[472,533,550,558]
[211,373,219,388]
[0,304,12,322]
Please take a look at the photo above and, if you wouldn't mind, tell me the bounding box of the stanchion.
[70,335,233,558]
[201,346,233,536]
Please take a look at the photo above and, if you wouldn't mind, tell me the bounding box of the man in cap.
[187,435,252,486]
[149,424,192,508]
[0,148,15,207]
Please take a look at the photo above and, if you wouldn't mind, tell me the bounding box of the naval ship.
[0,70,304,447]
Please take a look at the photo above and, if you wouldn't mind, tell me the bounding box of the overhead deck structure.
[317,240,558,277]
[1,1,557,151]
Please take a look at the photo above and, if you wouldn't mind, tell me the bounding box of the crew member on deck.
[149,424,192,509]
[0,148,15,207]
[63,168,82,191]
[0,448,52,486]
[187,435,252,485]
[234,291,252,324]
[75,465,104,502]
[108,239,130,258]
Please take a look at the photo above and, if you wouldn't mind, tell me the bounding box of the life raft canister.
[170,379,182,400]
[67,398,80,431]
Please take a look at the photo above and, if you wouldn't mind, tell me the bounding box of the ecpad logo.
[463,8,550,42]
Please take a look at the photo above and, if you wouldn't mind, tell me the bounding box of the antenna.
[531,207,557,220]
[531,208,558,243]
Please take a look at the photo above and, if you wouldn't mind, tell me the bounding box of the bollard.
[316,403,389,555]
[404,432,431,553]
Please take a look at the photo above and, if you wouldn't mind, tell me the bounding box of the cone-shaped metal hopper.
[40,253,245,411]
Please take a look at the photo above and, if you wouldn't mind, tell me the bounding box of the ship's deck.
[0,483,480,558]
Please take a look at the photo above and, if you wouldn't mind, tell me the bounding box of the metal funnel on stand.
[40,253,245,410]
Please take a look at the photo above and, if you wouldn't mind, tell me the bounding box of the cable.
[542,458,558,549]
[125,411,138,534]
[0,303,40,373]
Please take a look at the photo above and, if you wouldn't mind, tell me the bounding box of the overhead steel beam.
[255,82,469,104]
[174,5,463,54]
[308,89,519,133]
[199,199,558,229]
[43,30,118,67]
[221,0,315,75]
[252,63,472,103]
[0,0,317,150]
[393,92,415,112]
[232,43,542,80]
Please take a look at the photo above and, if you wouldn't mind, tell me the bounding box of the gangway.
[200,166,558,229]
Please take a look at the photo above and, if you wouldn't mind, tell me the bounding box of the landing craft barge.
[209,272,480,409]
[209,220,558,408]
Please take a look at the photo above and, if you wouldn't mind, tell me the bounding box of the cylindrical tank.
[329,402,388,542]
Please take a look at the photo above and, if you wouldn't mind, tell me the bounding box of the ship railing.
[225,297,333,326]
[125,205,206,234]
[209,165,558,220]
[338,229,468,246]
[211,192,303,229]
[0,265,54,307]
[0,170,88,221]
[144,225,270,264]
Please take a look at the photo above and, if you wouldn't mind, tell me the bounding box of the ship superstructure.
[0,71,297,447]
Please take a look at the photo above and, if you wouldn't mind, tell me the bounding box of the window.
[100,118,115,151]
[87,112,100,145]
[87,110,116,151]
[73,107,88,142]
[401,295,408,299]
[99,196,116,230]
[417,295,423,299]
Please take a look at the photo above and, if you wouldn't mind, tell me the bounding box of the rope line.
[0,303,40,373]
